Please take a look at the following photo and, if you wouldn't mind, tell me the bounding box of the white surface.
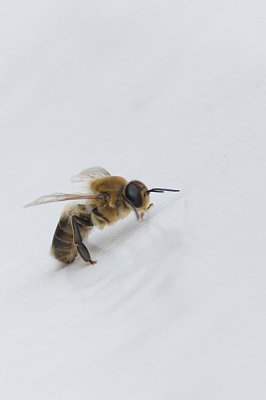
[1,1,266,399]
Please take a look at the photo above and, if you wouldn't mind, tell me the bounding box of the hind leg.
[71,216,97,264]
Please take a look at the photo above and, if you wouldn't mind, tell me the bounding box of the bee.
[25,167,179,264]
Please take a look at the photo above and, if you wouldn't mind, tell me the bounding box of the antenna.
[145,188,180,194]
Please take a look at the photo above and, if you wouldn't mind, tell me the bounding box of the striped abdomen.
[51,213,93,264]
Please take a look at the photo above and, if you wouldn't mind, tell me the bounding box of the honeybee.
[25,167,179,264]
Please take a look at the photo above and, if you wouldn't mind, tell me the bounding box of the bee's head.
[123,180,180,219]
[123,181,150,213]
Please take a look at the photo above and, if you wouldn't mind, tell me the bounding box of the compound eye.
[125,182,143,208]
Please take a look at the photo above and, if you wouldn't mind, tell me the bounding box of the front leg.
[146,203,153,212]
[71,216,96,264]
[140,203,153,219]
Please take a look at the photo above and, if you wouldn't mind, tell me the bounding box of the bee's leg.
[71,216,97,265]
[140,203,154,219]
[74,216,93,227]
[92,208,111,224]
[147,203,153,211]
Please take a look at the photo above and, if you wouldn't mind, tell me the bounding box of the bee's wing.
[24,192,102,208]
[71,166,111,184]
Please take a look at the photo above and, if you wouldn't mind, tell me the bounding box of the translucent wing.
[24,192,102,208]
[71,166,111,184]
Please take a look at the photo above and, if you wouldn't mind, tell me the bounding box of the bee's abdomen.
[51,212,93,264]
[51,217,76,263]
